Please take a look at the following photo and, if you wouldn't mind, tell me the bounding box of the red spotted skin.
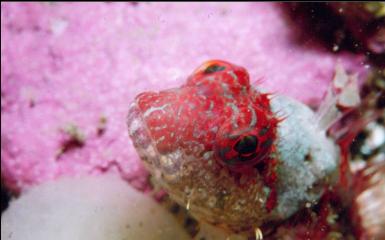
[135,60,281,211]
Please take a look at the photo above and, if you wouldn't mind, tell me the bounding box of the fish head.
[127,60,279,231]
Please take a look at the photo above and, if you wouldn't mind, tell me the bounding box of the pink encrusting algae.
[1,2,368,193]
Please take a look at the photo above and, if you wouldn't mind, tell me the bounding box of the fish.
[127,60,361,234]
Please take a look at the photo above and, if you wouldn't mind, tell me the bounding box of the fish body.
[127,60,341,232]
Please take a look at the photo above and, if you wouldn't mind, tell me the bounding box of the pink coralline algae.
[1,2,367,193]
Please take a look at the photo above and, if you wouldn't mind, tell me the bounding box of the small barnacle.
[96,116,108,136]
[326,212,338,225]
[56,124,85,158]
[64,124,85,142]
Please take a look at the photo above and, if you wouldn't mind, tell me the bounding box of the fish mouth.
[127,102,153,153]
[127,102,182,180]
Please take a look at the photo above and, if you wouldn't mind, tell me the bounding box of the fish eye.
[234,135,258,155]
[204,64,226,74]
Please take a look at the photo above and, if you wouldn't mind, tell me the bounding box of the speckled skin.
[127,61,340,232]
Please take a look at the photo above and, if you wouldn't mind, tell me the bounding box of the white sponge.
[1,175,189,240]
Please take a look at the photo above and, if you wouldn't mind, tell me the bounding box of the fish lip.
[127,102,152,150]
[127,102,184,186]
[127,101,182,178]
[127,101,163,170]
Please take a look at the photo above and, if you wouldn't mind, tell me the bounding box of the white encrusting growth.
[269,95,339,220]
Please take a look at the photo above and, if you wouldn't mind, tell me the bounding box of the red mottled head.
[128,60,278,174]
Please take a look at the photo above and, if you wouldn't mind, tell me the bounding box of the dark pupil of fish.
[204,65,226,74]
[234,135,258,155]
